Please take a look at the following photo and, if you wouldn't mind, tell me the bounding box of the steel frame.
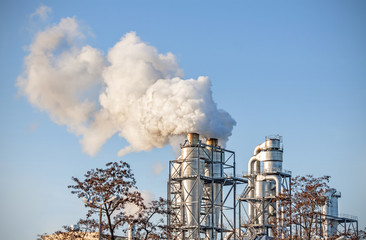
[238,171,291,240]
[167,140,247,240]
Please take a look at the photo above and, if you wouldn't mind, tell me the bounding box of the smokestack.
[168,132,238,239]
[206,138,218,150]
[187,133,200,145]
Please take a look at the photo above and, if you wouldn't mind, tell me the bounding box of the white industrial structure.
[167,133,246,239]
[239,135,291,239]
[167,133,358,240]
[319,189,358,240]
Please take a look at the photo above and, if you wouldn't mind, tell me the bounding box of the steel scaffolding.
[167,134,247,240]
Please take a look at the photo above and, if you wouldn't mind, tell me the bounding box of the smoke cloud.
[17,17,236,156]
[30,4,52,20]
[152,162,165,176]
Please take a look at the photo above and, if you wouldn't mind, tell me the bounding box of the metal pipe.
[264,175,282,226]
[247,156,258,222]
[99,205,102,240]
[181,133,204,239]
[253,142,265,156]
[261,175,281,196]
[187,132,199,145]
[205,138,221,239]
[128,223,135,240]
[248,156,259,175]
[256,174,282,230]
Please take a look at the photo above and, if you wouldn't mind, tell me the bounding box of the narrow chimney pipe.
[187,133,199,145]
[206,138,218,148]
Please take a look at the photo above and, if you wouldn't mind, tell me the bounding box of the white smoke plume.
[30,4,52,20]
[123,189,154,217]
[152,162,165,176]
[17,17,236,157]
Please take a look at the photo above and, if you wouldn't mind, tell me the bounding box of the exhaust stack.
[168,133,244,240]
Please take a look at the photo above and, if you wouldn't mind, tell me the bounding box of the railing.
[265,134,281,141]
[339,213,358,220]
[333,191,341,197]
[242,168,292,176]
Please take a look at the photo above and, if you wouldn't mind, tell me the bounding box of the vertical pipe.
[182,133,202,239]
[289,177,292,239]
[197,141,201,239]
[234,152,237,240]
[262,197,265,233]
[210,146,214,239]
[221,149,224,240]
[128,223,135,240]
[234,179,237,240]
[167,181,170,234]
[206,138,220,239]
[239,199,241,239]
[167,164,171,231]
[221,175,224,240]
[248,156,258,222]
[98,205,102,240]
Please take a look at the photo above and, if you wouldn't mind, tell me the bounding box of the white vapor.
[30,4,52,20]
[17,17,236,157]
[152,162,165,176]
[123,189,154,217]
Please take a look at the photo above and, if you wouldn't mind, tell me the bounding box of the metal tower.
[167,133,247,240]
[238,135,291,239]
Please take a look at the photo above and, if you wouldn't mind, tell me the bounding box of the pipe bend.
[248,156,258,175]
[263,175,282,195]
[253,142,265,155]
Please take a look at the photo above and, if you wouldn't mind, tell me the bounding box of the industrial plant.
[167,133,359,240]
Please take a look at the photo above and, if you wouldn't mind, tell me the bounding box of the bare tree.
[39,161,176,239]
[271,175,330,239]
[359,227,366,239]
[68,161,144,240]
[132,197,174,240]
[273,175,360,240]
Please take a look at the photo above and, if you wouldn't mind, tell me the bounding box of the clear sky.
[1,1,365,239]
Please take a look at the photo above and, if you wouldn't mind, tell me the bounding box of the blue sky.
[1,1,365,239]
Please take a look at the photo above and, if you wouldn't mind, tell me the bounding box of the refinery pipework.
[239,135,291,239]
[167,134,358,240]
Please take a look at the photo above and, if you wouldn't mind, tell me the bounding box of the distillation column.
[240,135,291,239]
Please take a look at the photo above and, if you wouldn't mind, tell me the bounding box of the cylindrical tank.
[322,189,341,237]
[254,177,274,225]
[181,133,205,239]
[181,133,205,177]
[204,138,223,238]
[322,189,340,217]
[255,179,264,198]
[247,136,284,229]
[261,137,283,173]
